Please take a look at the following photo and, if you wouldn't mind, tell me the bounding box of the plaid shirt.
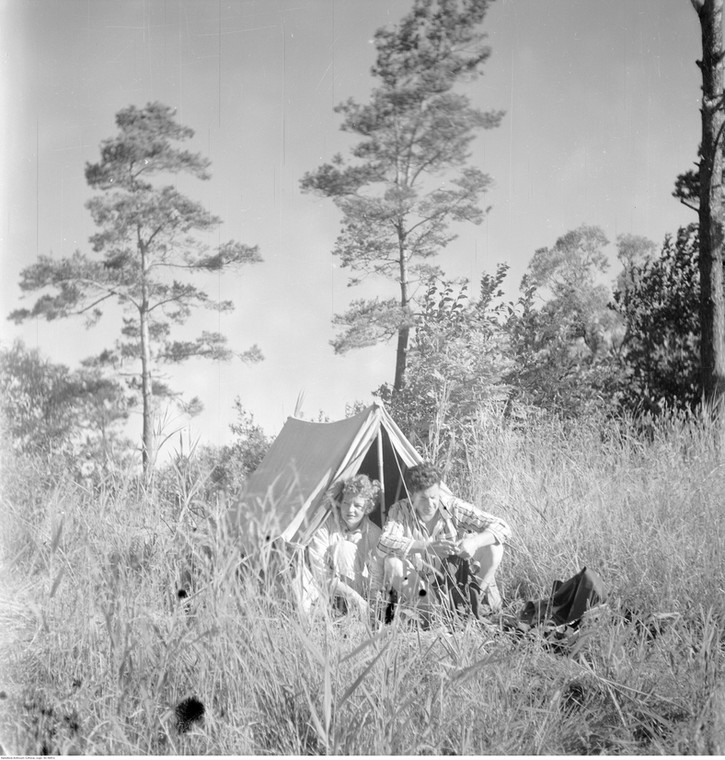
[377,494,511,559]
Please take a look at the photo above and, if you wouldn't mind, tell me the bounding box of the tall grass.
[1,410,724,754]
[463,410,725,614]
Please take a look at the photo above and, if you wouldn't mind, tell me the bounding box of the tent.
[226,401,441,548]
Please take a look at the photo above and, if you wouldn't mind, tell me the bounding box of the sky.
[0,0,703,454]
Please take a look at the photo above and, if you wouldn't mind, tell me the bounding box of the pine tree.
[10,103,262,475]
[301,0,501,392]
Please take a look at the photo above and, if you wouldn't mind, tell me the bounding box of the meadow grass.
[1,411,724,755]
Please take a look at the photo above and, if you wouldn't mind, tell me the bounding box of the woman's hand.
[334,581,369,613]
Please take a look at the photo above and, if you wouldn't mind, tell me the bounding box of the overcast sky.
[0,0,702,452]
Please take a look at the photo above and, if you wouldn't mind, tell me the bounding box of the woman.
[308,474,383,614]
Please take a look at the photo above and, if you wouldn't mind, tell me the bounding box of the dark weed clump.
[175,696,205,734]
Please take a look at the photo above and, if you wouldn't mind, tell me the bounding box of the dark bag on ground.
[520,566,607,629]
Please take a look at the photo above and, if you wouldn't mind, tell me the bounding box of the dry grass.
[1,410,724,755]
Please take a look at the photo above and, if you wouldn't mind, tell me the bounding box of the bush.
[613,224,701,414]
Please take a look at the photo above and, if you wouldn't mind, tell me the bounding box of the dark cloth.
[441,556,484,619]
[520,566,607,629]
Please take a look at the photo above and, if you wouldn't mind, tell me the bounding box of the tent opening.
[355,425,408,528]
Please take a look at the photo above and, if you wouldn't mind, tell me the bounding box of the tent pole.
[377,428,386,523]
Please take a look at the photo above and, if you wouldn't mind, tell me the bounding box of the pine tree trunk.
[140,308,153,477]
[139,241,153,478]
[694,0,725,413]
[393,236,410,393]
[393,324,410,393]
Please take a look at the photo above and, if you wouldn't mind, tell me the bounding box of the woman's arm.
[330,578,368,611]
[307,525,331,585]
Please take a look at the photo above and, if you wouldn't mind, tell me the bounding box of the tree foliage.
[614,233,659,295]
[301,0,502,391]
[0,340,131,460]
[379,265,512,467]
[0,341,79,456]
[526,225,610,298]
[504,226,625,418]
[182,399,273,500]
[386,215,705,430]
[673,166,700,213]
[613,224,701,414]
[224,399,273,482]
[9,102,263,474]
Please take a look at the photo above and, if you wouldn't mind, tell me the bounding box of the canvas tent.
[226,401,442,548]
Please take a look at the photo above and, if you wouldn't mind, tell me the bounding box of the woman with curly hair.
[308,473,383,615]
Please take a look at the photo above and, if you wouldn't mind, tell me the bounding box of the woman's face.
[340,494,367,529]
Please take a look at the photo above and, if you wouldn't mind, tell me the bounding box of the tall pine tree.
[301,0,502,392]
[10,103,262,475]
